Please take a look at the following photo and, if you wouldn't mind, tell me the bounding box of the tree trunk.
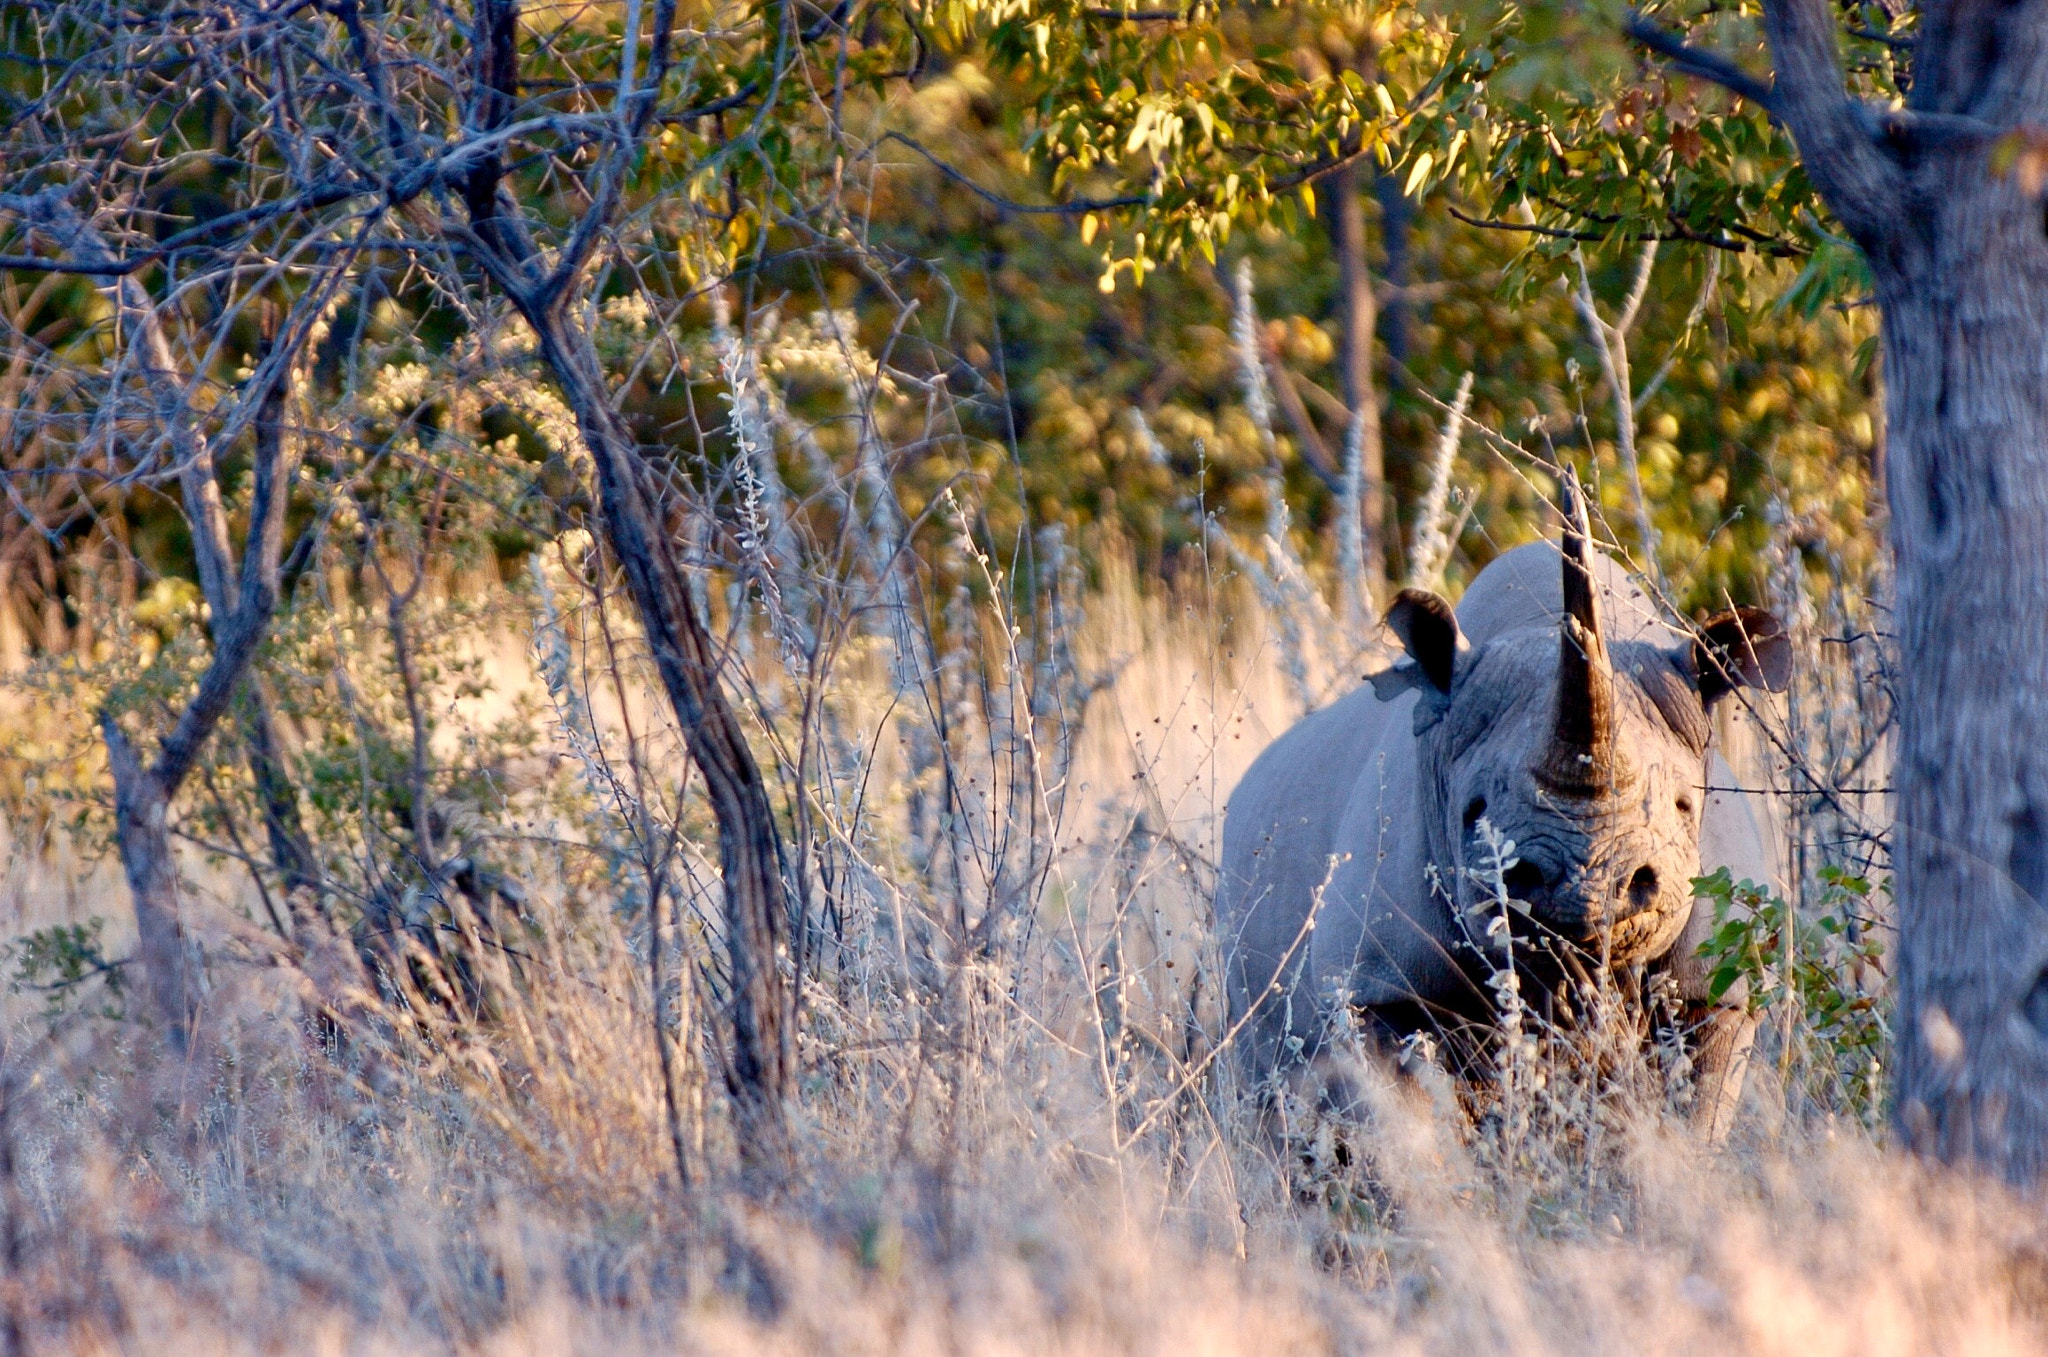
[7,190,330,1013]
[1877,163,2048,1177]
[103,721,193,1047]
[1373,172,1415,382]
[221,392,320,918]
[240,687,320,910]
[98,453,293,1047]
[1329,162,1388,596]
[1640,0,2048,1180]
[446,0,793,1175]
[531,316,796,1173]
[96,348,297,1050]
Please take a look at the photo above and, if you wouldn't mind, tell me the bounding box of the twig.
[871,132,1147,216]
[1624,12,1781,116]
[1408,372,1475,591]
[1571,244,1662,580]
[1446,204,1805,258]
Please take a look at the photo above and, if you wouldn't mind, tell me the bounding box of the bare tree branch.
[874,133,1150,215]
[1625,13,1782,116]
[1446,203,1808,257]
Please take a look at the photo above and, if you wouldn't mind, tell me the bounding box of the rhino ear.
[1694,607,1791,706]
[1378,589,1467,696]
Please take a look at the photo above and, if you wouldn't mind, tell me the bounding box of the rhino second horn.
[1543,470,1617,792]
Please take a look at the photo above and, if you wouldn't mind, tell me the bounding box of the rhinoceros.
[1218,482,1788,1132]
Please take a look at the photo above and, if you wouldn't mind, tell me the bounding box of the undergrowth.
[0,294,2009,1357]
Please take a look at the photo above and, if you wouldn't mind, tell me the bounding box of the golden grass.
[0,566,2037,1356]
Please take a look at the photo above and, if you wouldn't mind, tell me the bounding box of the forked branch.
[1625,3,1906,246]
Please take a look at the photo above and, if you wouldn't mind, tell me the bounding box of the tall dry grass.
[0,251,2015,1350]
[0,445,2027,1355]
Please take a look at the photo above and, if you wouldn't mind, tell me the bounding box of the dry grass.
[0,555,2037,1357]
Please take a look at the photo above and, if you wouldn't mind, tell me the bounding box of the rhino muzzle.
[1506,857,1670,946]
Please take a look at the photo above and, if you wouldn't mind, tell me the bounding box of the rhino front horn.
[1542,468,1617,792]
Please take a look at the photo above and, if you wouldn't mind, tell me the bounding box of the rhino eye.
[1676,795,1695,818]
[1462,797,1488,831]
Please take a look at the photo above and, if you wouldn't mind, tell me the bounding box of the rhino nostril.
[1626,866,1660,914]
[1502,861,1546,900]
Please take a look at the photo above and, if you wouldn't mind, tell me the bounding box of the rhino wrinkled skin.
[1218,507,1787,1133]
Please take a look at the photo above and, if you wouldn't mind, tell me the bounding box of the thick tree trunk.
[1650,0,2048,1180]
[531,317,796,1172]
[9,191,330,1019]
[1878,162,2048,1176]
[451,0,792,1176]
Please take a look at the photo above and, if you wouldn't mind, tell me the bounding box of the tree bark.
[97,373,297,1046]
[240,687,319,909]
[211,386,320,916]
[102,719,193,1045]
[1878,178,2048,1176]
[1723,0,2048,1177]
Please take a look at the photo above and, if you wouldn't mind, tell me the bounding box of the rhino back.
[1309,709,1462,1011]
[1219,682,1406,1057]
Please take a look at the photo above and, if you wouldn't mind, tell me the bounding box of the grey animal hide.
[1217,537,1786,1133]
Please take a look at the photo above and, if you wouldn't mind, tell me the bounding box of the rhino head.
[1379,475,1790,974]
